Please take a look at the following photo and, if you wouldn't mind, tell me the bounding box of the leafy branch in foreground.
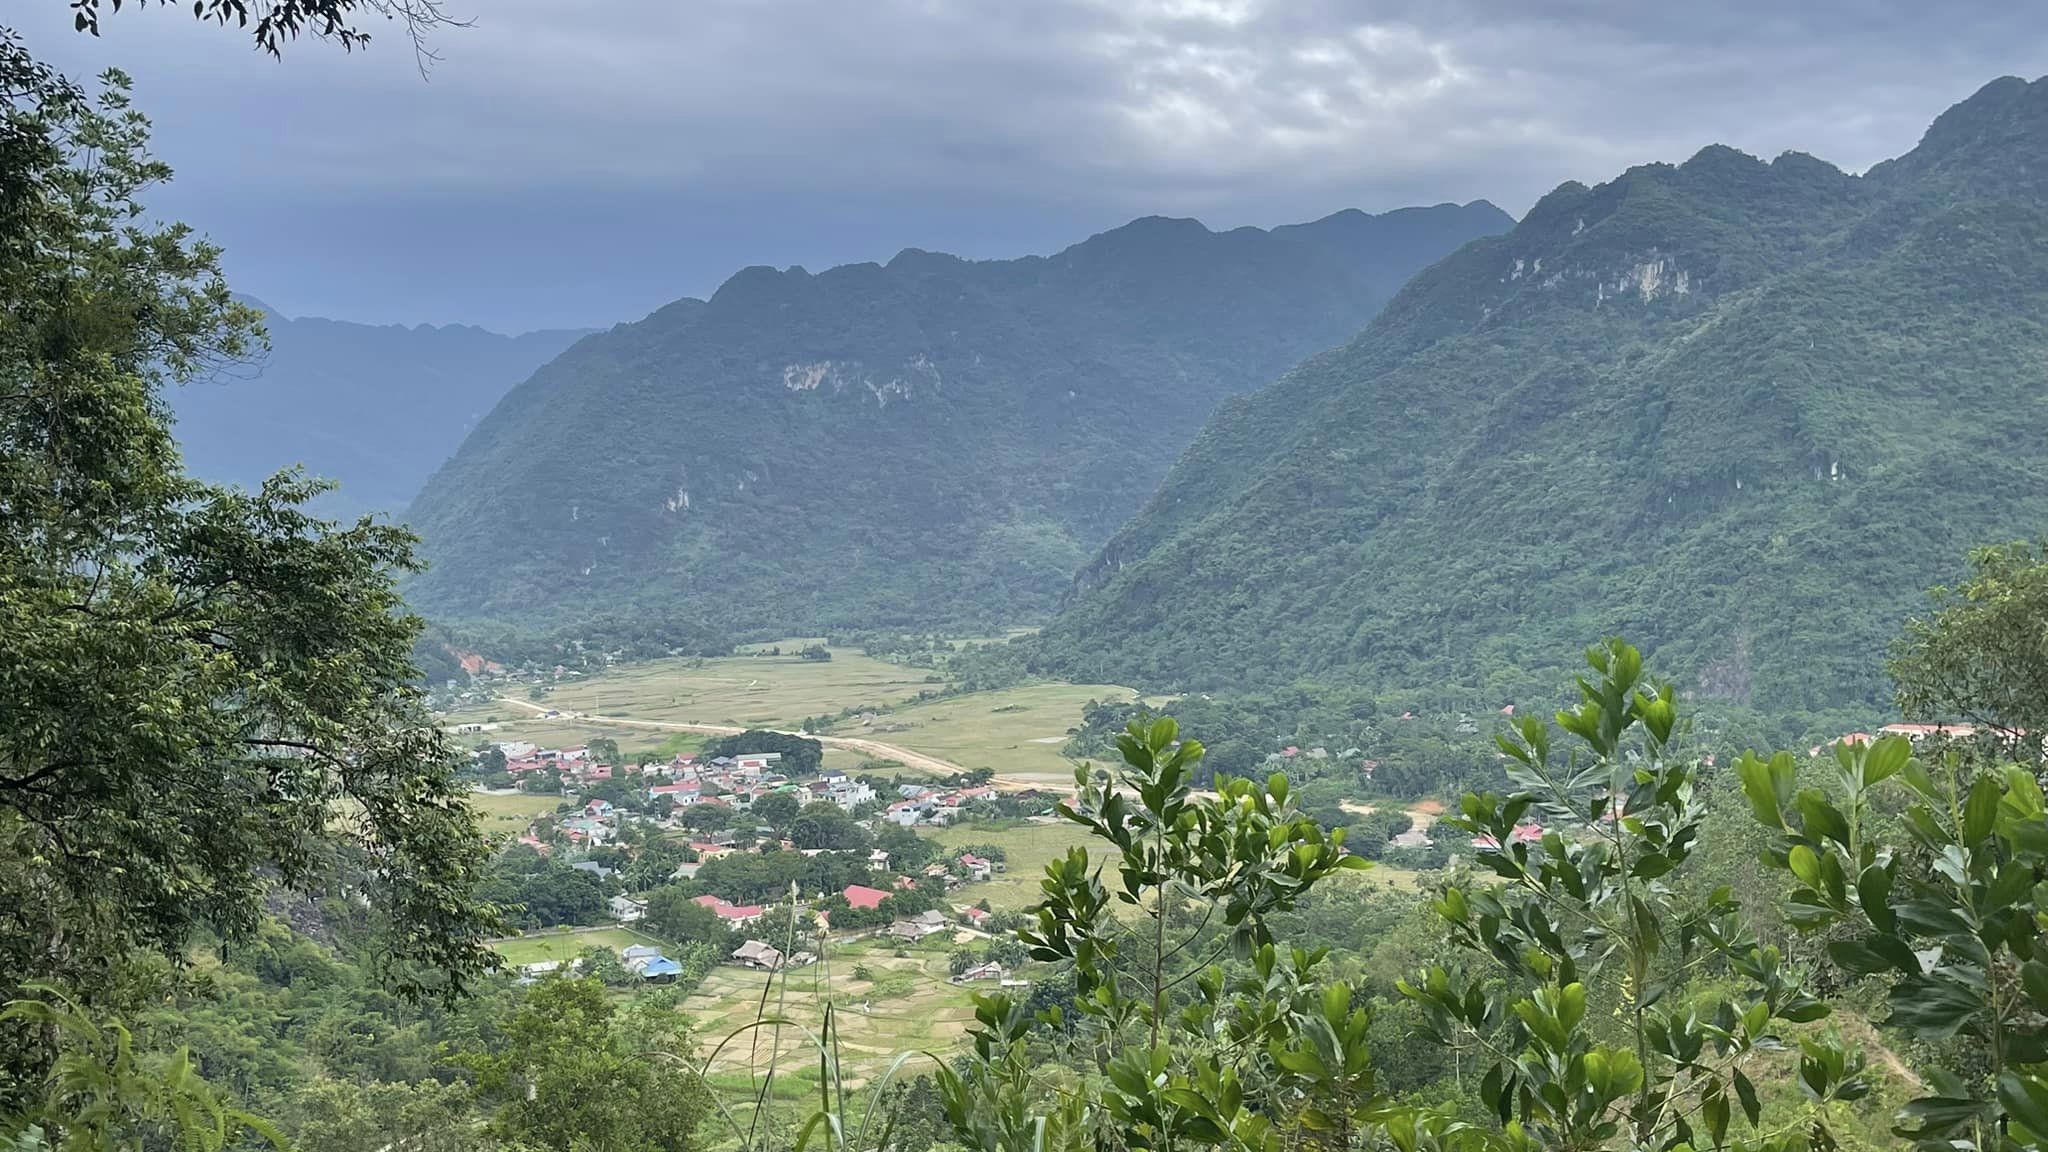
[0,987,283,1152]
[1405,640,1867,1152]
[1741,733,2048,1151]
[940,714,1374,1150]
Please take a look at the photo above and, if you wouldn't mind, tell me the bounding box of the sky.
[17,0,2047,332]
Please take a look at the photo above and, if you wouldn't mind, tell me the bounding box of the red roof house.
[842,884,891,911]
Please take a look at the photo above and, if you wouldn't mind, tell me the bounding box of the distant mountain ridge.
[401,201,1513,634]
[171,302,590,517]
[1031,76,2048,713]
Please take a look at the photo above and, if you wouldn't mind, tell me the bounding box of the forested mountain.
[400,203,1512,633]
[1034,76,2048,712]
[171,302,588,517]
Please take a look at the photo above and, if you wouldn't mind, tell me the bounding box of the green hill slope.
[1033,77,2048,713]
[400,203,1511,633]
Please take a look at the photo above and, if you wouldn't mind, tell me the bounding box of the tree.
[0,40,492,1095]
[1891,540,2048,753]
[791,802,870,851]
[2,991,284,1151]
[641,886,733,954]
[1403,640,1867,1151]
[937,715,1369,1150]
[700,730,824,776]
[1740,733,2048,1150]
[62,0,460,60]
[466,975,709,1152]
[801,644,832,662]
[587,737,622,765]
[751,790,801,832]
[476,744,508,775]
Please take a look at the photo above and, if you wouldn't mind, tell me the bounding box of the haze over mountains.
[400,203,1512,632]
[170,301,588,518]
[1032,76,2048,712]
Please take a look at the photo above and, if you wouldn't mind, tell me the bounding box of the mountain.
[170,303,589,517]
[1032,77,2048,714]
[400,202,1513,633]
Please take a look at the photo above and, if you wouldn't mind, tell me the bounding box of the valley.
[13,16,2048,1152]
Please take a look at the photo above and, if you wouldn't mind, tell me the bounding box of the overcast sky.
[16,1,2046,331]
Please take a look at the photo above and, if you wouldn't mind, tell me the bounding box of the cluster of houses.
[881,783,1000,827]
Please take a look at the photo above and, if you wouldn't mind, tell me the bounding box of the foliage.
[937,714,1374,1149]
[0,38,493,1096]
[791,803,873,852]
[466,975,710,1152]
[1036,78,2048,713]
[1891,539,2048,752]
[0,988,284,1152]
[703,730,825,777]
[752,791,804,832]
[402,205,1510,638]
[1404,640,1867,1151]
[63,0,461,58]
[1740,732,2048,1150]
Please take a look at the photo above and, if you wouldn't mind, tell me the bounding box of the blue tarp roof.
[639,957,683,978]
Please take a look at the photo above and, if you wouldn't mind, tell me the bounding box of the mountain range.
[170,302,589,517]
[1031,76,2048,713]
[399,203,1512,633]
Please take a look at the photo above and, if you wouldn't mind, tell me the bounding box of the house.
[581,764,614,782]
[636,955,682,980]
[958,906,990,928]
[732,939,785,970]
[888,909,951,941]
[957,853,992,882]
[884,801,925,827]
[867,848,892,869]
[608,894,646,922]
[1389,829,1431,851]
[622,945,664,962]
[669,861,701,881]
[689,841,735,860]
[950,961,1005,984]
[843,884,892,911]
[1470,825,1545,851]
[1880,723,1978,741]
[694,894,766,927]
[571,860,615,880]
[584,798,615,817]
[516,834,551,855]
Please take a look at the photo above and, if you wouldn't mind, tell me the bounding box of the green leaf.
[1965,773,2002,845]
[2000,1072,2048,1143]
[1788,844,1822,888]
[1732,1069,1761,1126]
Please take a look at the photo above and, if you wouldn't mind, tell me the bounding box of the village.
[478,736,1040,989]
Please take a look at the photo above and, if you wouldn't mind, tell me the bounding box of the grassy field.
[842,683,1136,786]
[489,926,664,966]
[440,642,1134,788]
[527,645,939,729]
[468,789,564,835]
[680,936,981,1080]
[920,820,1096,909]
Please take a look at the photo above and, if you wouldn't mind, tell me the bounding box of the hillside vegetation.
[401,203,1510,633]
[1035,76,2048,712]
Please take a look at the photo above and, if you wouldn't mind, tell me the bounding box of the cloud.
[13,0,2044,327]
